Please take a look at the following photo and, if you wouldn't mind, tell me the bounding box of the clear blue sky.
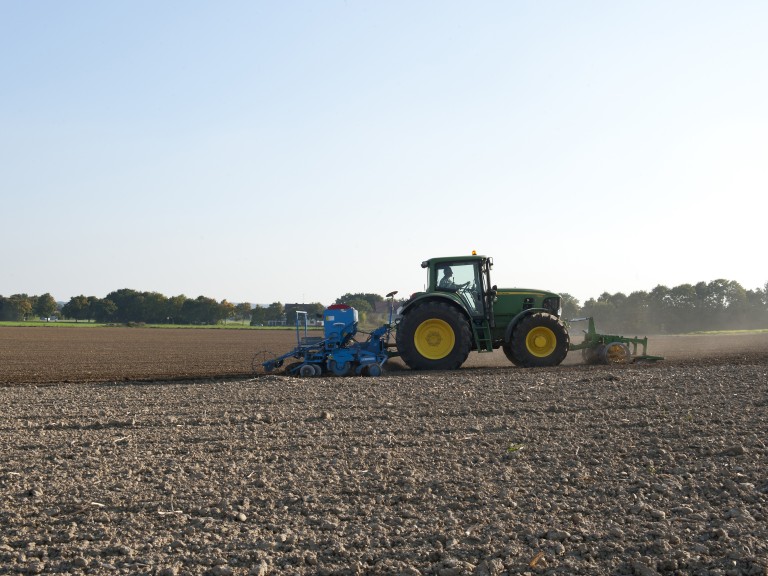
[2,1,766,306]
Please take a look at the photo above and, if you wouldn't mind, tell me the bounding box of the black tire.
[502,341,524,366]
[396,300,471,370]
[509,312,569,368]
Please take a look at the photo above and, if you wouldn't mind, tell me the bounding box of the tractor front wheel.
[508,312,569,368]
[396,301,471,370]
[502,342,524,366]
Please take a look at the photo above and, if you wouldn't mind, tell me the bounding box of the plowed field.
[1,328,766,576]
[1,326,766,385]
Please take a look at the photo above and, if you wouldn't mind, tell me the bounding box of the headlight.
[543,297,560,316]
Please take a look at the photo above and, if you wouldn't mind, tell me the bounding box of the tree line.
[0,289,385,326]
[0,289,251,325]
[2,280,766,333]
[250,294,385,326]
[559,279,768,334]
[0,293,59,321]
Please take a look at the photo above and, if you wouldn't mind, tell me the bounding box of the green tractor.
[394,254,570,370]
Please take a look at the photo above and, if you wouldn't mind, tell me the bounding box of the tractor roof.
[421,254,489,268]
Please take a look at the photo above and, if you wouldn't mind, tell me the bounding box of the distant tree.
[142,292,169,324]
[250,302,285,325]
[745,288,767,329]
[62,295,90,322]
[704,279,728,310]
[105,289,145,323]
[335,293,383,310]
[250,305,267,326]
[7,294,33,321]
[664,284,697,332]
[306,302,325,317]
[265,302,284,323]
[344,298,373,324]
[91,298,118,322]
[558,293,580,320]
[86,296,102,322]
[180,296,225,324]
[219,300,236,323]
[623,291,652,334]
[647,285,671,333]
[34,293,58,319]
[0,296,14,321]
[166,295,186,324]
[0,295,13,320]
[694,279,747,329]
[234,302,253,324]
[580,293,619,331]
[280,303,325,327]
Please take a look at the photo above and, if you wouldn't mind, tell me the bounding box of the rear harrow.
[568,317,663,365]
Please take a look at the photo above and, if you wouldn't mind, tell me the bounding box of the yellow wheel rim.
[605,343,629,363]
[525,326,557,357]
[414,319,455,360]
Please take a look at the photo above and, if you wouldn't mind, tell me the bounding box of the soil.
[1,328,766,575]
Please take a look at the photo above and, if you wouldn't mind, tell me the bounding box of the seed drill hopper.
[568,317,664,364]
[254,292,398,377]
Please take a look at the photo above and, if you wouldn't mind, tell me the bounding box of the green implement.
[567,317,664,364]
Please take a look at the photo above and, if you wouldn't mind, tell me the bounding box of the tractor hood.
[493,288,562,317]
[494,287,560,299]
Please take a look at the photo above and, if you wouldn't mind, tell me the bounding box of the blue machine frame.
[259,294,397,377]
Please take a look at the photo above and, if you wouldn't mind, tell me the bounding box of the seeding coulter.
[255,253,662,376]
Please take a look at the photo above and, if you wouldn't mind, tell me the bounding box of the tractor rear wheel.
[396,301,471,370]
[509,312,569,368]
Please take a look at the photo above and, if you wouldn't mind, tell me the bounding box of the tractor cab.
[424,254,495,321]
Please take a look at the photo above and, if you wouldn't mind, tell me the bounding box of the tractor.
[393,253,569,369]
[256,253,661,376]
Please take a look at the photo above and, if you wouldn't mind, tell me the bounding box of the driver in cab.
[438,266,469,291]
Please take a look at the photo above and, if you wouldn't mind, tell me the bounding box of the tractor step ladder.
[472,321,494,352]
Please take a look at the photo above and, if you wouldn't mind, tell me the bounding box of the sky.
[1,1,766,307]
